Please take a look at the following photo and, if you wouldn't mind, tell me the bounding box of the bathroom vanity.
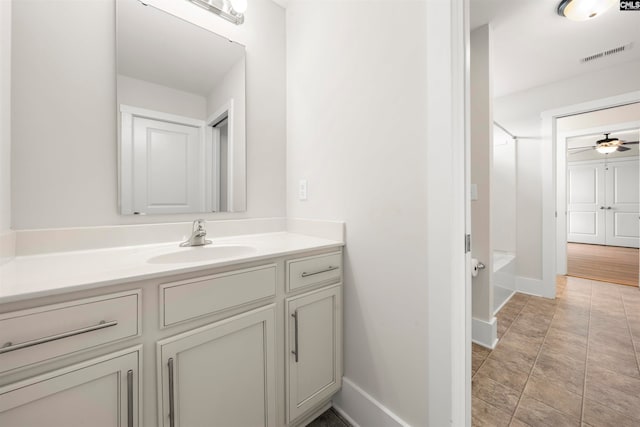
[0,232,343,427]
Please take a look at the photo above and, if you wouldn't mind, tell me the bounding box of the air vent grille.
[581,44,632,63]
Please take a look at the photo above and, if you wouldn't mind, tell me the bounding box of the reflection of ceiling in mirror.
[117,0,245,96]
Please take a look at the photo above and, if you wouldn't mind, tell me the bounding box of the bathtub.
[493,250,516,314]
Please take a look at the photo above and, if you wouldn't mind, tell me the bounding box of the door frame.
[427,0,470,426]
[538,91,640,299]
[206,99,235,213]
[558,119,640,273]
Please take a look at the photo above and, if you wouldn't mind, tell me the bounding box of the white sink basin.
[147,245,257,264]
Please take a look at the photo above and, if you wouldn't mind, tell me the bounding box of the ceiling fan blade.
[568,147,595,154]
[622,141,639,145]
[617,146,631,152]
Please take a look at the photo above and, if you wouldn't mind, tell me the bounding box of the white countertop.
[0,232,343,304]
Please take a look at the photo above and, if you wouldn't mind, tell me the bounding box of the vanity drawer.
[287,252,342,292]
[0,290,141,373]
[160,264,277,327]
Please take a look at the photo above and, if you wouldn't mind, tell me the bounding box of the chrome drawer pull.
[168,358,175,427]
[291,311,299,363]
[0,320,118,355]
[127,369,134,427]
[301,265,339,278]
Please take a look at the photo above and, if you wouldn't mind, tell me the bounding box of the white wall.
[287,1,429,425]
[471,25,494,325]
[492,126,516,254]
[0,0,11,233]
[10,0,285,229]
[494,60,640,281]
[117,74,207,120]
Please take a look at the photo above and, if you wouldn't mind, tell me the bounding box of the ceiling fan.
[568,133,639,155]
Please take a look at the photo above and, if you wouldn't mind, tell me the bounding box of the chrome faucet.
[180,219,212,247]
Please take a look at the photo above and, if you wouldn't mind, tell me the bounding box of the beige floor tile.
[582,398,640,427]
[532,351,585,396]
[587,343,640,378]
[585,365,640,420]
[513,396,580,427]
[489,344,537,375]
[476,357,529,392]
[543,328,587,362]
[499,330,544,355]
[473,374,521,415]
[522,373,583,419]
[472,397,512,427]
[509,419,531,427]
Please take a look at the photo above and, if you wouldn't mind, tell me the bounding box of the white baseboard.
[472,316,497,349]
[333,377,410,427]
[515,276,553,298]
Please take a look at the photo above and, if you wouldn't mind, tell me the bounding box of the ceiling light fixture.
[557,0,616,21]
[186,0,246,25]
[595,133,622,154]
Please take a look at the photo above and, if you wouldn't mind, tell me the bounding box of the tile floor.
[308,408,351,427]
[472,276,640,427]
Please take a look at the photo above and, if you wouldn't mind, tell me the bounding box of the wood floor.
[472,277,640,426]
[567,243,639,287]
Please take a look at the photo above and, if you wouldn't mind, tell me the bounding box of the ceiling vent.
[581,43,632,63]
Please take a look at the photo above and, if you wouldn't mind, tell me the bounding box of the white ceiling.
[117,0,245,96]
[471,0,640,98]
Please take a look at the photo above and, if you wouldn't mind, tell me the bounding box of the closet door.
[605,159,640,248]
[567,162,606,245]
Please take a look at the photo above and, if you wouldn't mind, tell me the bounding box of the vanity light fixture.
[557,0,617,21]
[186,0,247,25]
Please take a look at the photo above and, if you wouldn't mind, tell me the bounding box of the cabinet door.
[157,305,276,427]
[567,162,606,244]
[286,284,342,422]
[605,160,640,248]
[0,347,140,427]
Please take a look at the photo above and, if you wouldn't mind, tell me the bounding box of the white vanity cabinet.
[0,346,141,427]
[157,305,277,427]
[0,245,343,427]
[286,285,342,422]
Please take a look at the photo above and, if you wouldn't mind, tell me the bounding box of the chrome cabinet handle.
[127,369,134,427]
[301,266,339,278]
[607,206,612,210]
[0,320,118,355]
[291,311,299,363]
[600,206,605,209]
[168,358,175,427]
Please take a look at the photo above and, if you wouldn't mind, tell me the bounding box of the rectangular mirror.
[117,0,246,215]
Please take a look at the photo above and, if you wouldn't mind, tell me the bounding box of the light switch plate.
[470,184,478,201]
[298,179,308,201]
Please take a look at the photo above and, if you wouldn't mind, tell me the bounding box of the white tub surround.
[493,250,516,314]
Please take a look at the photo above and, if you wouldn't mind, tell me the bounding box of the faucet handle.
[193,219,206,231]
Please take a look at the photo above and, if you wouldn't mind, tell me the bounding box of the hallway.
[472,277,640,426]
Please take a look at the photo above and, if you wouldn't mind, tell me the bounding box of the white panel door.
[567,163,605,244]
[605,159,640,248]
[157,305,276,427]
[286,285,342,422]
[133,117,203,214]
[0,348,139,427]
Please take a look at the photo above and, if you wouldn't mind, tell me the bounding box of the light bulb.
[229,0,247,14]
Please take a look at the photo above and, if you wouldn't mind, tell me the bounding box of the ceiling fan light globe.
[558,0,616,21]
[596,145,618,154]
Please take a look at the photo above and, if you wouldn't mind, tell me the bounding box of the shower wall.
[492,125,516,254]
